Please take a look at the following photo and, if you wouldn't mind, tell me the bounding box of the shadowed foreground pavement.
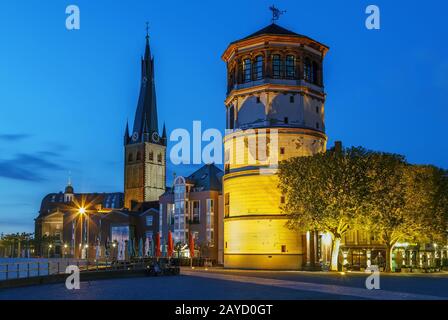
[0,268,447,300]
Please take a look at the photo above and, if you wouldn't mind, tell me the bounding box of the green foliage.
[278,147,369,239]
[279,146,448,272]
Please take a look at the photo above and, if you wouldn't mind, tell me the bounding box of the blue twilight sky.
[0,0,447,233]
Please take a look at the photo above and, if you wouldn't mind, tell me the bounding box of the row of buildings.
[35,21,444,270]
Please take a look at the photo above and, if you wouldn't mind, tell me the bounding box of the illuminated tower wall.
[222,24,329,269]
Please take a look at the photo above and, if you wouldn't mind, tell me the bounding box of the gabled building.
[159,164,224,263]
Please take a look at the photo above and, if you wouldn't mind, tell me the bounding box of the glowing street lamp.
[77,207,88,260]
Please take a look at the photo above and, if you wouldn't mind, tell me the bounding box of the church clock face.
[132,132,139,142]
[152,131,160,143]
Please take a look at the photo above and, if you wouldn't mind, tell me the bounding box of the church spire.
[131,25,159,144]
[124,120,130,145]
[162,122,167,145]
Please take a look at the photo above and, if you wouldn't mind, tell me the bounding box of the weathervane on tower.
[269,5,286,23]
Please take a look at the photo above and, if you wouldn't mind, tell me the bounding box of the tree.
[361,154,448,272]
[278,147,369,271]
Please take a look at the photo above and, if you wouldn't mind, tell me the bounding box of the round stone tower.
[222,23,329,269]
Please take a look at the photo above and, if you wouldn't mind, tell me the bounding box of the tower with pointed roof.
[124,31,167,209]
[222,21,329,270]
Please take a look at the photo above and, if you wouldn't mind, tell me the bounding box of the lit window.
[253,55,264,80]
[243,58,252,82]
[191,200,200,223]
[146,216,153,226]
[312,61,319,85]
[272,54,281,78]
[224,193,230,217]
[206,199,215,246]
[304,58,311,82]
[285,55,296,79]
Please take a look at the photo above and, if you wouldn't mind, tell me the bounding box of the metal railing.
[0,257,213,281]
[0,259,93,281]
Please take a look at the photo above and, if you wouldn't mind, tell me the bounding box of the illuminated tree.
[361,156,448,272]
[278,147,369,271]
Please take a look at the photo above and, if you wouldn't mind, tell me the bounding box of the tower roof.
[223,23,329,61]
[130,33,159,144]
[237,23,301,41]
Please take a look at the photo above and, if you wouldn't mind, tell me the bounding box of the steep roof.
[240,23,301,40]
[224,23,329,60]
[38,192,124,218]
[128,35,159,144]
[187,164,223,192]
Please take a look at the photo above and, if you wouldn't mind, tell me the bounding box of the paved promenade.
[1,267,448,300]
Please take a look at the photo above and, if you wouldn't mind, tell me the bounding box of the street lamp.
[78,207,88,260]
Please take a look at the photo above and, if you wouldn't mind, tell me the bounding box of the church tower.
[124,32,167,209]
[222,23,329,269]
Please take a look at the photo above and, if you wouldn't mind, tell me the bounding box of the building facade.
[159,164,224,263]
[222,23,329,270]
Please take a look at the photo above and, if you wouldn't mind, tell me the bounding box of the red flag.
[155,232,161,258]
[189,232,195,259]
[167,230,174,258]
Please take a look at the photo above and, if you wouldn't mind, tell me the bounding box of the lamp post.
[78,207,87,260]
[48,244,52,258]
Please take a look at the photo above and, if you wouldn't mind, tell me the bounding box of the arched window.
[285,55,296,79]
[243,58,252,83]
[272,54,281,78]
[253,55,264,80]
[136,152,141,161]
[149,151,154,161]
[128,153,133,162]
[304,58,312,82]
[312,62,319,85]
